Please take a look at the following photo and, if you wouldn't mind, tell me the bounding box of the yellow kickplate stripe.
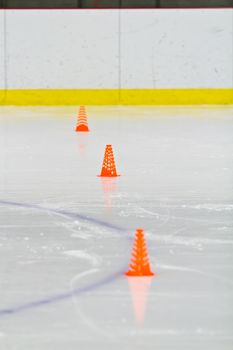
[0,89,232,105]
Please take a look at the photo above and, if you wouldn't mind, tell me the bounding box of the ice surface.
[0,106,233,350]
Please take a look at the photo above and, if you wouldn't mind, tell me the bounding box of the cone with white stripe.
[75,106,90,132]
[125,229,154,277]
[98,145,120,177]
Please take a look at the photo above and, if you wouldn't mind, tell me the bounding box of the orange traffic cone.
[98,145,120,177]
[75,106,90,132]
[125,229,155,277]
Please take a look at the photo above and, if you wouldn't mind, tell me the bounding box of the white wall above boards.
[120,9,233,89]
[1,9,232,91]
[0,11,6,101]
[6,10,119,89]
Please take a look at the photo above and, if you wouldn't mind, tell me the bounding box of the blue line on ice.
[0,200,128,318]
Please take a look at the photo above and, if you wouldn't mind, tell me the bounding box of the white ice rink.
[0,106,233,350]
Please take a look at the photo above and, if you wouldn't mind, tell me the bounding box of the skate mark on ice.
[70,269,114,338]
[0,199,128,318]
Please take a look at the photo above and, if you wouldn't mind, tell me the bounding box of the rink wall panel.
[0,9,232,105]
[0,11,5,102]
[121,9,232,90]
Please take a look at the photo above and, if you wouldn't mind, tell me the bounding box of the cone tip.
[136,228,144,233]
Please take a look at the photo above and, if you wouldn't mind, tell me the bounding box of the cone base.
[124,271,155,277]
[75,124,90,132]
[97,174,120,178]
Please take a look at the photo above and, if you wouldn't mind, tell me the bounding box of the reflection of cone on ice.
[100,178,116,209]
[98,145,120,177]
[127,277,152,325]
[75,106,90,132]
[77,133,88,154]
[125,229,155,277]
